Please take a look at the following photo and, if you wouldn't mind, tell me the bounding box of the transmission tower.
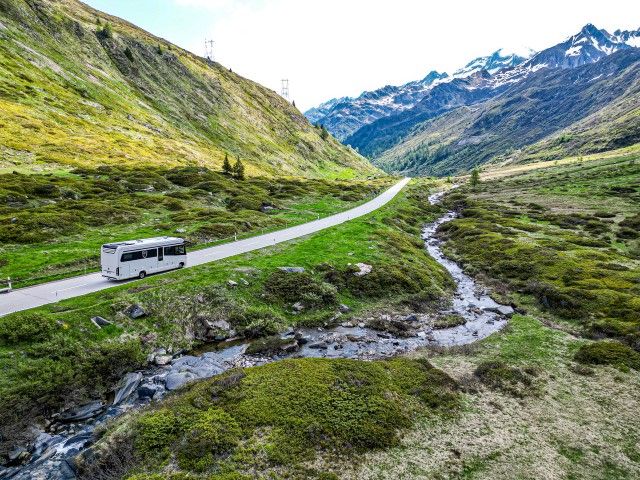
[281,79,289,100]
[204,39,215,61]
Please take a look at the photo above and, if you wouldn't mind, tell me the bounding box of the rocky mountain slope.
[305,50,533,141]
[375,49,640,176]
[0,0,376,178]
[306,71,450,141]
[307,24,640,175]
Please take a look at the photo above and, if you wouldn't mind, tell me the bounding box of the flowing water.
[1,188,511,480]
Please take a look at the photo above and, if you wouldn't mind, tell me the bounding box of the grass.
[0,166,394,287]
[0,178,452,457]
[337,313,640,479]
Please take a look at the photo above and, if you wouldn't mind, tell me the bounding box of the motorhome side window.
[121,248,158,262]
[165,245,186,256]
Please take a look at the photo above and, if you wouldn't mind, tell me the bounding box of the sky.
[83,0,639,111]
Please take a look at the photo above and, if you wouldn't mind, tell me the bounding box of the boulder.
[154,354,173,366]
[90,316,112,328]
[227,280,238,287]
[278,266,305,273]
[113,372,143,405]
[338,304,351,313]
[165,372,196,391]
[292,302,305,312]
[175,228,186,233]
[7,447,30,466]
[260,204,276,213]
[125,304,146,319]
[486,305,515,317]
[59,401,104,422]
[353,263,372,277]
[138,384,159,399]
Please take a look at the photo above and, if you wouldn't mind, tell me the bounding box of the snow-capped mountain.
[305,71,448,140]
[305,96,350,125]
[491,24,640,87]
[305,50,531,140]
[453,48,533,78]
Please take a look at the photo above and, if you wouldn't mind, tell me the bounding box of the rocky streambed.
[0,188,512,480]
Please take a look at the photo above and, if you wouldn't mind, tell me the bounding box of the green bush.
[474,360,541,397]
[0,312,55,344]
[176,408,241,471]
[264,270,337,308]
[134,406,199,454]
[574,341,640,371]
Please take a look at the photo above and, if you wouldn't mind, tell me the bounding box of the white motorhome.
[101,237,187,281]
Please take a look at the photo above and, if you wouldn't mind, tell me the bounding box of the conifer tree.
[233,158,245,180]
[470,167,481,190]
[222,153,233,175]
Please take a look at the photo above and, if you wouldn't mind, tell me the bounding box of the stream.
[0,189,512,480]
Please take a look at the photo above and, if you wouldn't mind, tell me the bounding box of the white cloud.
[176,0,639,110]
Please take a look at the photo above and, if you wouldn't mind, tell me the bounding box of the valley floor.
[1,149,639,480]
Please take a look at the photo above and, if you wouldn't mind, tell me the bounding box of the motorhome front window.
[164,245,186,256]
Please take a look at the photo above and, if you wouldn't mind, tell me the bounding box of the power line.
[204,39,215,61]
[281,79,289,99]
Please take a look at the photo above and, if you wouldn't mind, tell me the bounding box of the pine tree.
[470,167,481,190]
[319,124,329,140]
[222,153,233,175]
[233,158,245,180]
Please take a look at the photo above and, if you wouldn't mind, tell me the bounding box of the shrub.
[574,341,640,371]
[245,335,295,355]
[124,46,134,62]
[474,360,541,397]
[228,307,284,338]
[0,312,55,344]
[264,269,337,308]
[176,408,241,471]
[134,406,199,455]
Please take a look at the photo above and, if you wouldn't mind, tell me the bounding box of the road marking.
[56,283,93,293]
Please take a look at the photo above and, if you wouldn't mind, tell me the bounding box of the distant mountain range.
[306,24,640,175]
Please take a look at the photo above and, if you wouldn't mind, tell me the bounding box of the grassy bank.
[440,152,639,348]
[0,178,451,456]
[0,166,394,287]
[340,314,640,479]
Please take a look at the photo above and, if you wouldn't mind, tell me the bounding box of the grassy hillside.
[440,151,640,347]
[373,50,640,176]
[0,0,376,177]
[0,166,393,288]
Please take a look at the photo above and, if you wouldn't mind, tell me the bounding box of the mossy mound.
[574,341,640,371]
[474,360,542,397]
[107,358,459,478]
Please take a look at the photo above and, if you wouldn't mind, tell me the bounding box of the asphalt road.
[0,178,410,316]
